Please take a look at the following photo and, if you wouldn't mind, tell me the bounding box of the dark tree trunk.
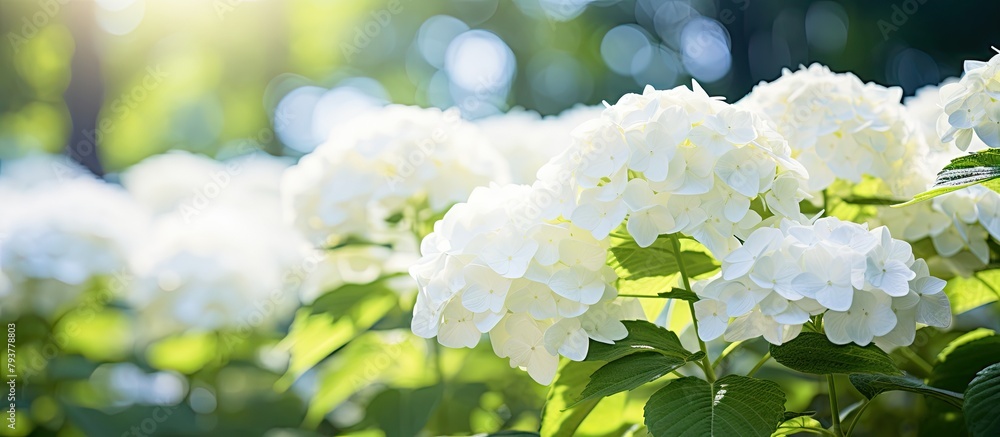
[63,1,104,176]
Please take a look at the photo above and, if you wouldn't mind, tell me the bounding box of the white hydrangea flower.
[907,80,991,156]
[125,151,312,336]
[124,150,413,309]
[872,83,1000,265]
[0,176,149,318]
[409,183,644,384]
[477,105,604,184]
[131,208,305,336]
[121,151,228,215]
[696,217,950,347]
[0,153,90,190]
[740,64,929,197]
[539,82,809,257]
[123,150,293,226]
[281,105,510,246]
[939,51,1000,149]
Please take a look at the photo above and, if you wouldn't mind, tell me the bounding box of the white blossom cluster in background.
[409,183,643,384]
[739,64,929,198]
[873,83,1000,266]
[695,217,950,349]
[0,155,149,318]
[122,151,311,336]
[939,51,1000,149]
[122,150,292,226]
[539,82,809,257]
[128,209,304,336]
[281,105,510,247]
[0,151,321,339]
[476,105,604,184]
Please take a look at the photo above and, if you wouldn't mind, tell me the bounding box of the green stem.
[844,399,871,437]
[828,375,844,437]
[670,234,716,383]
[898,347,934,378]
[746,352,771,377]
[839,196,903,206]
[434,340,445,385]
[617,293,667,299]
[712,340,744,369]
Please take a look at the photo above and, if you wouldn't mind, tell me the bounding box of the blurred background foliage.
[2,0,1000,436]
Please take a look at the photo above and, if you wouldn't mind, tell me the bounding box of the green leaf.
[540,359,605,437]
[964,363,1000,437]
[608,232,719,281]
[921,330,1000,435]
[771,416,825,437]
[930,330,1000,392]
[896,149,1000,207]
[644,375,786,437]
[944,269,1000,315]
[937,328,995,360]
[364,385,443,437]
[276,283,397,390]
[657,288,700,302]
[485,432,540,437]
[585,320,703,363]
[848,373,964,408]
[574,352,690,406]
[309,281,397,316]
[769,332,901,375]
[303,332,420,427]
[145,332,218,374]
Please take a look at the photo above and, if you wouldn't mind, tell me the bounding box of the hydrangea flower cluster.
[476,105,604,184]
[409,183,643,384]
[873,84,1000,265]
[538,82,808,257]
[117,151,312,337]
[0,173,149,318]
[739,64,929,197]
[939,51,1000,149]
[130,208,305,336]
[694,217,951,349]
[123,151,293,226]
[282,105,510,246]
[0,153,90,190]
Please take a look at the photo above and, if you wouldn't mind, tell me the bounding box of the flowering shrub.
[696,217,950,349]
[129,208,304,336]
[476,105,604,184]
[740,64,928,198]
[6,53,1000,437]
[281,104,510,246]
[0,162,149,318]
[409,183,643,384]
[874,84,1000,266]
[390,60,1000,437]
[940,52,1000,149]
[540,82,808,257]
